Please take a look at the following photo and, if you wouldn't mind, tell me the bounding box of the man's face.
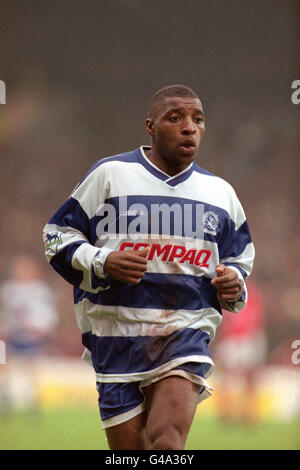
[146,96,205,171]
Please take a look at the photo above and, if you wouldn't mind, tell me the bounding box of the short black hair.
[148,84,200,118]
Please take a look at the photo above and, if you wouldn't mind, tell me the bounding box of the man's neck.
[143,147,189,177]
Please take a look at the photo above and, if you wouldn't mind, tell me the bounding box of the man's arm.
[214,186,255,313]
[43,203,113,294]
[43,166,149,292]
[43,165,115,293]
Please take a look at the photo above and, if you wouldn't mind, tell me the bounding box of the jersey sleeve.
[42,166,113,294]
[217,185,255,313]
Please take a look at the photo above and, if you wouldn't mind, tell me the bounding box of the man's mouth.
[180,139,196,148]
[179,140,196,155]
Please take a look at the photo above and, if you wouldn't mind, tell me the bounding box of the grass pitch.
[1,407,299,450]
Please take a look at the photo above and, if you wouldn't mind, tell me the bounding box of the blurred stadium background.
[0,0,299,450]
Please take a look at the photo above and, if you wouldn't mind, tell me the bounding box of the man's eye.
[170,116,180,122]
[194,117,204,124]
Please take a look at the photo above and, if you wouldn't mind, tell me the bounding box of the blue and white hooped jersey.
[43,146,255,384]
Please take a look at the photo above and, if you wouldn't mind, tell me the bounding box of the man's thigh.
[105,411,147,450]
[97,381,147,449]
[97,375,200,449]
[142,375,200,449]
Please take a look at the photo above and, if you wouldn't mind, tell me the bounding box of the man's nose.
[182,118,196,134]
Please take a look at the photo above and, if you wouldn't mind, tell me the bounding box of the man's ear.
[146,118,155,137]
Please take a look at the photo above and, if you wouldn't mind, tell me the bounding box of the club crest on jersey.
[203,211,219,235]
[44,232,62,254]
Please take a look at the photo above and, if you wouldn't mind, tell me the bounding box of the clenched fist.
[104,247,149,284]
[211,264,244,302]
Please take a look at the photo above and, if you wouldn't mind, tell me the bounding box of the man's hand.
[211,264,244,302]
[104,247,149,284]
